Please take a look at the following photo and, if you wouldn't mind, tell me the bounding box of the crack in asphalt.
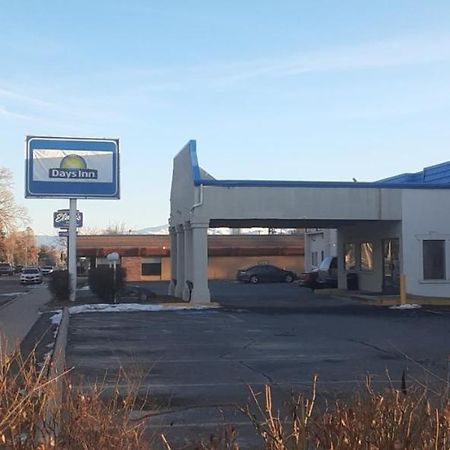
[348,339,398,357]
[219,338,258,359]
[238,360,275,384]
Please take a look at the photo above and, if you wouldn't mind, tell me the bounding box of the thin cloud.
[0,105,34,120]
[0,86,54,107]
[204,33,450,84]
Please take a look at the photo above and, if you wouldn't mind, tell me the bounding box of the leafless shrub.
[0,349,150,449]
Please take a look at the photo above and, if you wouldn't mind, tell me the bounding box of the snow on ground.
[76,285,90,291]
[68,303,220,315]
[0,292,28,296]
[389,304,422,310]
[50,311,62,325]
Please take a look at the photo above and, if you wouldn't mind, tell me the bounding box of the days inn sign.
[25,136,120,198]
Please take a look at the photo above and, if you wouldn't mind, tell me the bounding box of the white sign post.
[26,136,120,302]
[68,199,77,301]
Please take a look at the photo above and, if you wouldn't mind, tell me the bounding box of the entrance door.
[382,239,400,294]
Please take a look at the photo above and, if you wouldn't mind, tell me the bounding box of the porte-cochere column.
[183,222,193,300]
[190,219,211,303]
[174,224,185,298]
[168,226,177,296]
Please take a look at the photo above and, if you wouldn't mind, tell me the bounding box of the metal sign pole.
[69,198,77,301]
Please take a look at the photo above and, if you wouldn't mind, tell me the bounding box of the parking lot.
[0,274,30,308]
[66,281,450,447]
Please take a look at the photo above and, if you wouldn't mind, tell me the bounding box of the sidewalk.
[0,285,51,356]
[315,288,450,306]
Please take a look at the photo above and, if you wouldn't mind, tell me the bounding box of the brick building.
[77,234,304,282]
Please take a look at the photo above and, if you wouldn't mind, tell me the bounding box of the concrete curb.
[47,307,69,436]
[315,289,450,306]
[49,307,69,379]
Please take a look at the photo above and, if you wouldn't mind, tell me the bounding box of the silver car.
[20,267,43,284]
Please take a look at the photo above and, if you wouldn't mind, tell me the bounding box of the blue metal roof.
[185,140,450,190]
[377,161,450,185]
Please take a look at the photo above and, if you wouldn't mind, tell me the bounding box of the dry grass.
[0,349,150,449]
[239,376,450,450]
[1,347,449,449]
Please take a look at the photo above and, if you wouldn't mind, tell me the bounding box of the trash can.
[346,272,359,291]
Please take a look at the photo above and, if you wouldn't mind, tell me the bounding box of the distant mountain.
[36,235,66,249]
[134,225,169,234]
[134,225,298,235]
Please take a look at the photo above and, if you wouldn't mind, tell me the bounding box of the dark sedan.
[237,264,297,284]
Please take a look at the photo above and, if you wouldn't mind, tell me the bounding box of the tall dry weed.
[0,349,149,449]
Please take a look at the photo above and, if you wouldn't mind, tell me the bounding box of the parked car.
[298,256,338,290]
[0,263,14,276]
[237,264,297,284]
[20,267,43,284]
[41,265,54,276]
[14,264,23,274]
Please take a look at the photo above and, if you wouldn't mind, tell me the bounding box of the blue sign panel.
[26,136,120,198]
[53,209,83,228]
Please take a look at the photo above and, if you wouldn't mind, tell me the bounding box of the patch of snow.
[77,285,90,291]
[50,311,62,325]
[68,303,219,315]
[389,304,422,310]
[0,292,27,296]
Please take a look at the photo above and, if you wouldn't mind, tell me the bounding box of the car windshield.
[43,266,53,269]
[23,268,39,274]
[319,257,333,270]
[0,263,10,268]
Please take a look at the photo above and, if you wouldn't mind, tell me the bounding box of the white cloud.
[0,105,33,120]
[202,33,450,84]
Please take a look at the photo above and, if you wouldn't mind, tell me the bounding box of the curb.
[49,307,70,379]
[46,307,70,435]
[315,289,450,307]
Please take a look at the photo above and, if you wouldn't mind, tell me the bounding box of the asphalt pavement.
[0,275,51,355]
[66,280,450,448]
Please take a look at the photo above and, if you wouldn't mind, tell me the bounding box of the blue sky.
[2,1,450,234]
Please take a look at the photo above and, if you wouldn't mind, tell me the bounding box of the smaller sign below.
[53,209,83,228]
[58,231,68,237]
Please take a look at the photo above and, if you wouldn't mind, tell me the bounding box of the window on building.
[321,250,324,262]
[141,257,162,276]
[423,240,445,280]
[312,251,318,268]
[360,242,374,271]
[344,243,356,271]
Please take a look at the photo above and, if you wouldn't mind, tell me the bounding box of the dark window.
[423,240,445,280]
[142,262,161,276]
[330,257,337,269]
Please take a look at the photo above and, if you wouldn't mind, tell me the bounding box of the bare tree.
[0,168,30,261]
[103,222,131,234]
[0,168,29,234]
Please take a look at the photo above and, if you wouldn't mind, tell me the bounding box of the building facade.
[76,234,304,282]
[169,140,450,302]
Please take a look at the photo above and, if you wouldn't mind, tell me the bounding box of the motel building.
[76,233,304,282]
[168,140,450,303]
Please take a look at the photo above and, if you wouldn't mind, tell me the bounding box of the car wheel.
[249,275,259,284]
[285,274,294,283]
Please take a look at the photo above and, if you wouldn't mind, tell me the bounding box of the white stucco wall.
[304,229,337,271]
[337,222,402,292]
[402,189,450,297]
[170,144,197,226]
[196,186,402,223]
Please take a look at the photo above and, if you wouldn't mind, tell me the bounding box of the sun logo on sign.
[49,154,98,180]
[60,155,88,170]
